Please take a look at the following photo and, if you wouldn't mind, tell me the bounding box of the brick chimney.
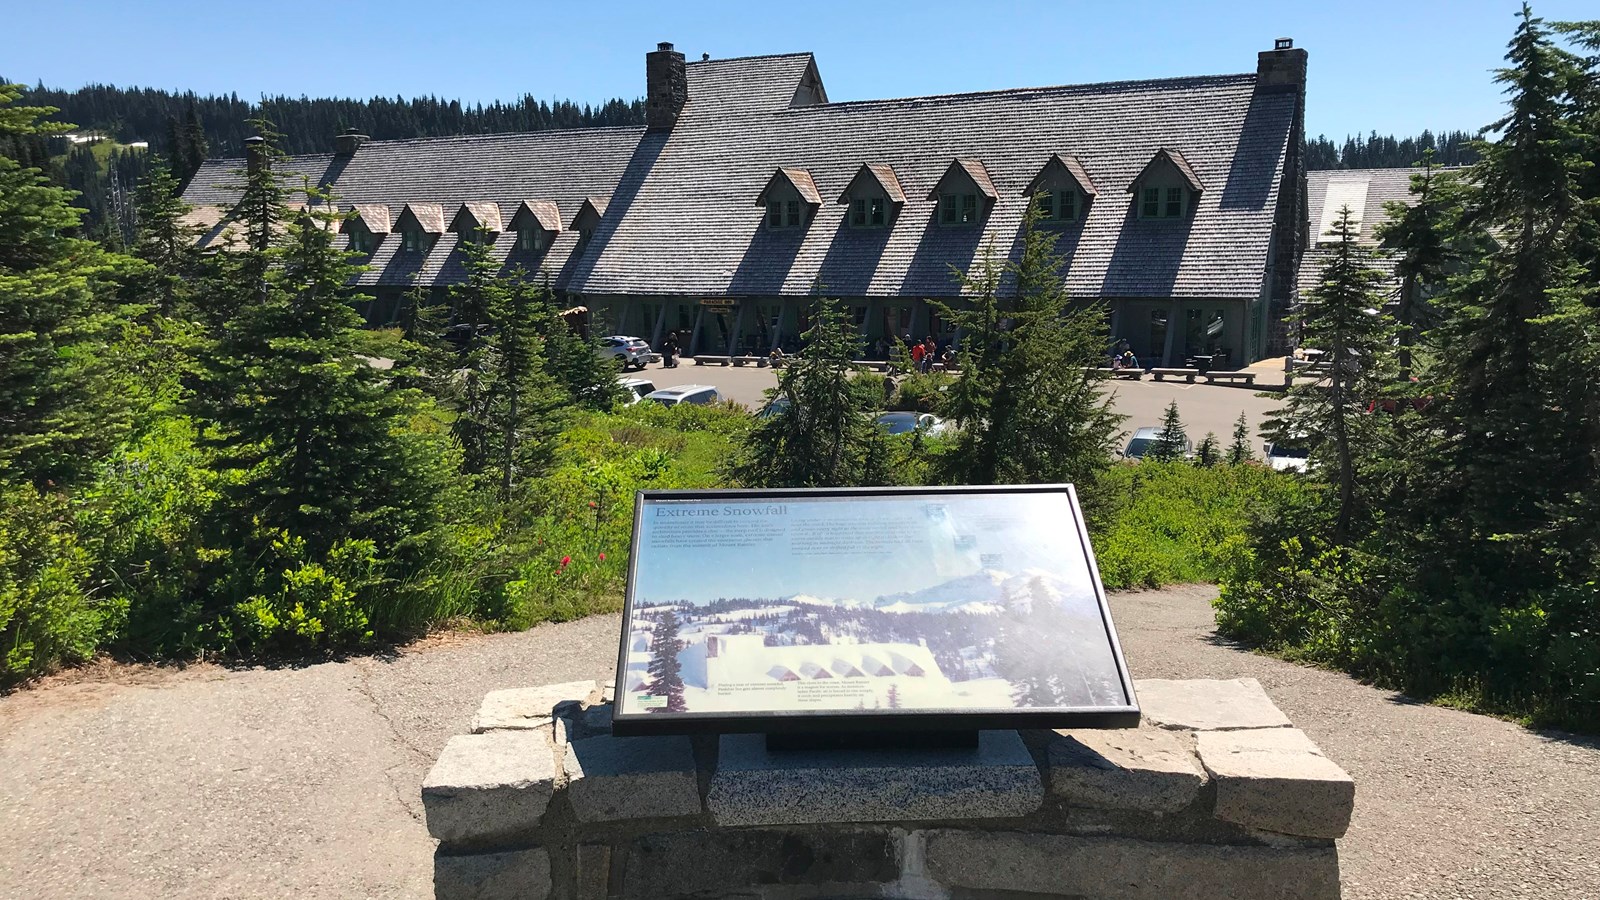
[1258,38,1310,359]
[646,41,688,131]
[244,135,267,176]
[334,127,369,156]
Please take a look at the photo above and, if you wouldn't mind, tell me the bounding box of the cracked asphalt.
[2,585,1597,900]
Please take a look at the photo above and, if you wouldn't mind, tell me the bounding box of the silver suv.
[599,335,654,370]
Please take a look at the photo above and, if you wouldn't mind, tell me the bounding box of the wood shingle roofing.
[397,203,447,234]
[348,204,392,234]
[449,201,504,233]
[755,168,823,207]
[509,200,563,233]
[1129,148,1206,193]
[1023,153,1099,197]
[837,164,908,205]
[1298,166,1470,300]
[180,51,1298,302]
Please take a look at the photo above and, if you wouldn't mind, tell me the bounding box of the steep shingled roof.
[567,63,1295,301]
[1298,166,1470,300]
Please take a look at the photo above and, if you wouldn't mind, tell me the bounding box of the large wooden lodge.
[181,40,1314,368]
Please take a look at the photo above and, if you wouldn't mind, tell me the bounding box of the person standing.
[661,333,678,368]
[910,340,926,371]
[921,337,936,373]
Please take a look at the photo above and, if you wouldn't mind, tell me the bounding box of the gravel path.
[2,585,1596,899]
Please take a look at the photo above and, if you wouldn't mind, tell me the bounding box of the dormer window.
[850,197,888,227]
[928,159,997,227]
[939,192,979,225]
[1034,189,1078,222]
[340,204,391,253]
[838,164,906,230]
[570,195,609,254]
[509,200,561,253]
[757,168,821,230]
[394,203,445,253]
[1128,148,1203,222]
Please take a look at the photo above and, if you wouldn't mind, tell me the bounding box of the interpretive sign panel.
[611,486,1139,736]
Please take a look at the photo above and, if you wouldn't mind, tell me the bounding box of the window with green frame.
[768,199,805,228]
[517,225,544,251]
[1139,185,1187,219]
[850,196,888,228]
[940,192,979,225]
[402,229,423,252]
[1034,189,1078,222]
[349,228,372,253]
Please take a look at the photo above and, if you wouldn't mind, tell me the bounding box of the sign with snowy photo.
[611,486,1139,734]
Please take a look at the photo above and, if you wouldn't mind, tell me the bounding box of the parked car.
[1263,441,1311,473]
[1120,426,1193,461]
[874,411,952,437]
[599,335,653,370]
[643,384,720,407]
[617,377,657,405]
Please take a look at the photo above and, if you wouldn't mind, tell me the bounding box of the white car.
[618,377,657,405]
[599,335,654,370]
[1263,442,1311,473]
[875,411,952,437]
[643,384,720,407]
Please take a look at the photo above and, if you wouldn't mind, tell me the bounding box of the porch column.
[689,304,706,356]
[651,299,668,346]
[770,299,788,353]
[1161,301,1182,367]
[726,300,751,356]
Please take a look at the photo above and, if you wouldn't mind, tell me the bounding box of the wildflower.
[560,555,571,569]
[598,553,606,561]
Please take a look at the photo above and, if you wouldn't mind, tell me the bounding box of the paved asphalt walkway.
[3,585,1596,900]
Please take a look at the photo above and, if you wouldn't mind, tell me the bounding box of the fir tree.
[1377,151,1463,383]
[0,84,138,488]
[1195,432,1221,467]
[131,158,200,315]
[732,297,894,488]
[536,289,620,410]
[481,263,568,499]
[645,607,686,713]
[937,202,1122,489]
[1227,412,1254,465]
[1279,206,1394,543]
[180,98,207,182]
[1146,401,1189,463]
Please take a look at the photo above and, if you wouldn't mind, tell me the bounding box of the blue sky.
[8,1,1596,140]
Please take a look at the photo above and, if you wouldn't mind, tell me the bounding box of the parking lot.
[633,358,1288,451]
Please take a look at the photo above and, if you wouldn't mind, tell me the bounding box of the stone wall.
[421,678,1354,899]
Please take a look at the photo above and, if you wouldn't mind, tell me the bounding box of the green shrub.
[0,486,112,684]
[891,372,955,413]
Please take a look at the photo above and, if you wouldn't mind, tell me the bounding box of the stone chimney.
[244,135,267,176]
[646,41,688,132]
[1258,38,1309,359]
[1256,38,1307,91]
[334,127,369,156]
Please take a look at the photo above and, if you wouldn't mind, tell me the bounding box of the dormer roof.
[395,202,446,234]
[837,163,906,205]
[755,168,823,207]
[344,203,392,234]
[928,158,998,202]
[448,201,504,234]
[571,195,610,231]
[509,200,564,233]
[1023,153,1099,198]
[1127,148,1204,193]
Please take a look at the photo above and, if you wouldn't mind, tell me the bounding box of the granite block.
[1135,677,1292,731]
[422,731,557,844]
[1197,727,1355,839]
[707,730,1041,827]
[1049,725,1206,813]
[563,733,702,822]
[434,846,551,900]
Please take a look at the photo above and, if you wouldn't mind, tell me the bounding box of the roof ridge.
[792,72,1256,113]
[687,51,812,66]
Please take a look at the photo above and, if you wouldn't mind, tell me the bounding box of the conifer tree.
[0,84,138,487]
[1414,5,1594,577]
[536,291,620,410]
[1195,432,1221,467]
[131,159,200,315]
[733,297,894,488]
[645,608,686,713]
[937,203,1121,488]
[1377,152,1462,383]
[1227,412,1254,465]
[1147,402,1189,463]
[1278,206,1393,542]
[482,266,568,499]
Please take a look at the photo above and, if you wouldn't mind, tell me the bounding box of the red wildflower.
[598,553,606,561]
[560,555,571,569]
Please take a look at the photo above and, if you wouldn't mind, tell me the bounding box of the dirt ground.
[2,584,1596,900]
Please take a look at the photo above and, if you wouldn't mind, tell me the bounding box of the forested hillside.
[1304,129,1481,169]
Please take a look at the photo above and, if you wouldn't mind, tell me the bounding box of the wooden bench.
[851,360,892,372]
[693,355,732,366]
[1095,367,1143,380]
[1150,367,1201,383]
[1202,371,1257,386]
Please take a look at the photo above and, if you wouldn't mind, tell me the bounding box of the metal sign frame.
[610,485,1140,736]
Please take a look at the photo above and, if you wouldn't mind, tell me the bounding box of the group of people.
[908,336,955,373]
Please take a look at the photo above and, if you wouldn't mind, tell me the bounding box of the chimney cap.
[243,135,265,144]
[1274,37,1293,50]
[702,52,710,61]
[657,41,674,51]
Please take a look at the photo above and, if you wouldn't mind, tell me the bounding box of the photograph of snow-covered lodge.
[619,564,1129,717]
